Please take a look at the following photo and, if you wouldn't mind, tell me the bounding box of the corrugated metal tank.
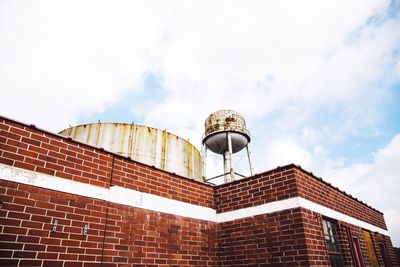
[58,123,202,181]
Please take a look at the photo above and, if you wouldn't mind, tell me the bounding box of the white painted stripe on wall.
[0,164,216,221]
[109,186,216,221]
[298,198,389,235]
[0,164,109,200]
[215,197,389,235]
[216,197,300,223]
[0,163,389,235]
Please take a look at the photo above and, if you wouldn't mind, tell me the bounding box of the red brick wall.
[0,180,217,266]
[0,118,113,189]
[217,207,311,266]
[111,157,214,208]
[300,209,399,267]
[1,116,398,266]
[371,232,399,267]
[215,166,298,213]
[0,116,214,209]
[295,169,386,229]
[299,209,330,266]
[215,164,385,230]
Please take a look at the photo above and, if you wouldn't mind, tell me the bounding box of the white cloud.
[321,134,400,246]
[143,0,395,127]
[1,0,398,135]
[385,209,400,248]
[0,0,165,131]
[262,137,313,170]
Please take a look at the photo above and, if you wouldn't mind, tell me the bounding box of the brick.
[2,226,27,235]
[0,143,18,153]
[17,235,40,243]
[42,260,64,267]
[37,252,59,260]
[64,261,83,267]
[35,166,55,175]
[0,250,13,258]
[19,260,42,266]
[25,206,46,215]
[0,241,23,250]
[41,143,60,152]
[21,220,43,229]
[50,139,68,149]
[3,151,24,161]
[0,234,16,242]
[14,161,36,171]
[0,259,19,266]
[30,133,50,143]
[0,217,21,226]
[13,251,37,259]
[18,148,39,159]
[0,130,21,141]
[45,162,65,172]
[31,214,52,223]
[46,245,66,253]
[0,157,14,165]
[27,229,49,237]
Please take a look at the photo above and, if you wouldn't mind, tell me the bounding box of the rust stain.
[86,124,92,144]
[184,142,193,178]
[160,131,167,170]
[94,123,101,146]
[204,110,247,136]
[128,124,134,158]
[119,124,126,154]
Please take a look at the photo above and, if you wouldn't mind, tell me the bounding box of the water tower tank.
[203,110,250,154]
[202,110,252,183]
[58,123,202,181]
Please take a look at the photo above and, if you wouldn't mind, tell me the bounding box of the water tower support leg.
[227,132,234,182]
[246,144,254,176]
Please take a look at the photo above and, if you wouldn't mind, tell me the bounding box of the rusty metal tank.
[58,123,202,181]
[202,110,250,154]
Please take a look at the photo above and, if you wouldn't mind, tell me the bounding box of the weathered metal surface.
[203,110,250,154]
[204,110,248,136]
[59,123,202,181]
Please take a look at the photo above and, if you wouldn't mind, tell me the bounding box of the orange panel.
[362,230,378,267]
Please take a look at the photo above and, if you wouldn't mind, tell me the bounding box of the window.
[322,218,344,267]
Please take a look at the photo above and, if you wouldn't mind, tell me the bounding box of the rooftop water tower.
[202,110,253,183]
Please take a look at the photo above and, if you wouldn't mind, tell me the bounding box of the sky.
[0,0,399,246]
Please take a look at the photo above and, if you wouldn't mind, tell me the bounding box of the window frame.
[321,217,344,267]
[351,236,365,267]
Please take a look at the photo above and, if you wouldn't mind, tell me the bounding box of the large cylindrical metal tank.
[202,110,250,154]
[59,123,202,181]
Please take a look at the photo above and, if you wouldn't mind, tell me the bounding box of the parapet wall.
[215,165,386,229]
[0,116,214,209]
